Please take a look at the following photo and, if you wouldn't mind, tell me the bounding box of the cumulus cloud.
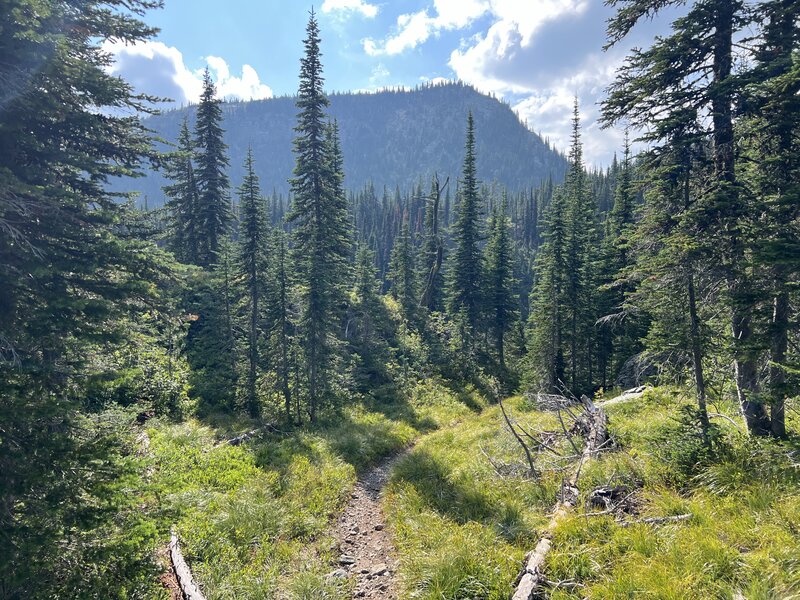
[104,41,273,105]
[322,0,378,18]
[363,0,680,164]
[363,0,490,56]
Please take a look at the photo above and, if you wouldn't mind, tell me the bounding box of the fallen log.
[511,398,608,600]
[619,513,691,528]
[214,424,278,448]
[170,529,206,600]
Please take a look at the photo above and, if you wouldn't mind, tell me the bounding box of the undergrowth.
[142,376,483,598]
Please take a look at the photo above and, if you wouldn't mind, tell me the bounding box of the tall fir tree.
[163,116,200,264]
[266,228,296,423]
[0,1,167,591]
[740,0,800,437]
[389,210,417,321]
[563,99,597,393]
[288,11,352,422]
[448,112,484,348]
[195,68,232,267]
[237,148,270,417]
[484,192,517,368]
[527,188,568,391]
[604,0,771,434]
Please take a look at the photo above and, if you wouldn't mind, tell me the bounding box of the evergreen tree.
[740,0,800,437]
[563,99,597,393]
[484,193,517,368]
[527,188,568,390]
[195,68,231,267]
[448,112,484,348]
[0,1,168,591]
[350,243,393,386]
[237,148,270,417]
[419,174,447,312]
[266,228,295,423]
[288,11,352,421]
[604,0,771,434]
[163,117,200,264]
[389,211,417,320]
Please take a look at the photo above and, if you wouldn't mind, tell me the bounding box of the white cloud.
[322,0,378,18]
[363,0,490,56]
[104,41,272,105]
[206,55,273,101]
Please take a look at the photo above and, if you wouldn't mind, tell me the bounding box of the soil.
[329,449,410,599]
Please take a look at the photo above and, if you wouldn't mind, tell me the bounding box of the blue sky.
[107,0,684,166]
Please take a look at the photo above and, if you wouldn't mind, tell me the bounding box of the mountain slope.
[121,82,567,205]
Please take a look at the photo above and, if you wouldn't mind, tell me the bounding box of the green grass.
[140,376,484,599]
[383,397,568,599]
[383,388,800,600]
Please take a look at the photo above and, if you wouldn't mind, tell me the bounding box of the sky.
[106,0,685,167]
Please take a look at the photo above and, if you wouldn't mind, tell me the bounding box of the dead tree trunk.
[512,398,608,600]
[170,529,207,600]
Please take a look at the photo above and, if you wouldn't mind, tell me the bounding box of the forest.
[0,0,798,599]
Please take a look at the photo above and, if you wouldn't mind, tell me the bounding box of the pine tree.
[163,117,200,264]
[0,2,167,589]
[237,148,270,417]
[195,68,231,267]
[740,0,800,437]
[266,228,295,423]
[288,11,352,421]
[563,99,597,393]
[448,112,484,348]
[598,133,641,380]
[484,192,517,368]
[527,188,568,390]
[389,211,417,320]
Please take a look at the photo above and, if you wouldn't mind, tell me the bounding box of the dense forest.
[1,0,798,598]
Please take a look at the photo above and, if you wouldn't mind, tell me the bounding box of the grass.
[139,376,484,599]
[383,388,800,600]
[383,397,568,599]
[545,388,800,599]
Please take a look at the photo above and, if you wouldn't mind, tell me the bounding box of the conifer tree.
[288,11,352,421]
[0,2,168,589]
[389,211,417,320]
[266,228,295,423]
[740,0,800,437]
[195,68,231,267]
[527,188,568,390]
[604,0,770,434]
[448,112,484,348]
[163,117,200,264]
[237,148,269,417]
[563,99,597,392]
[485,193,517,368]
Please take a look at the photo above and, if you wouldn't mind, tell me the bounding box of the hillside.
[121,82,567,205]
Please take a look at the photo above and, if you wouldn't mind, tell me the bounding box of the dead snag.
[511,399,608,600]
[170,529,207,600]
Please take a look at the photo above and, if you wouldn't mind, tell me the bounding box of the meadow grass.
[143,376,484,598]
[383,388,800,599]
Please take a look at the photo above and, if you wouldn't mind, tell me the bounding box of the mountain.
[121,81,568,206]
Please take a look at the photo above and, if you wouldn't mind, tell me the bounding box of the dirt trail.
[329,450,410,599]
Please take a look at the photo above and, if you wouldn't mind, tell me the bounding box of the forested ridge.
[114,81,568,204]
[1,0,798,599]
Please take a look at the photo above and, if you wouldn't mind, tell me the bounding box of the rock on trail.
[329,450,409,599]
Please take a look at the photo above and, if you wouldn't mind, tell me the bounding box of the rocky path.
[328,450,410,599]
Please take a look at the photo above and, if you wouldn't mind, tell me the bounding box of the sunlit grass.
[144,376,483,598]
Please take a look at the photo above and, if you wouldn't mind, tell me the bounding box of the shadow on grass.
[392,448,532,542]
